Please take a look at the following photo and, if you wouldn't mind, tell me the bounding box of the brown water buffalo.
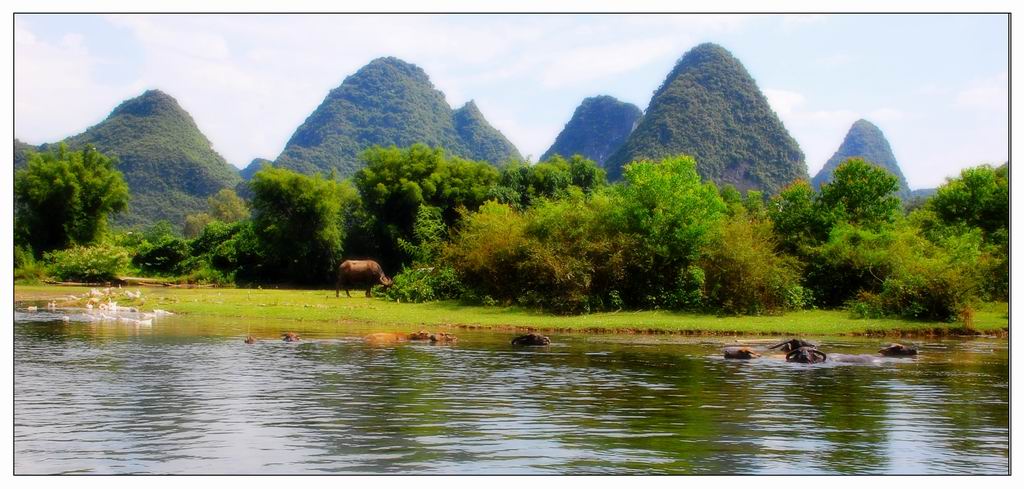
[511,333,550,346]
[282,332,301,342]
[336,260,393,298]
[769,338,817,353]
[786,346,827,364]
[723,347,760,359]
[408,330,432,340]
[430,332,458,344]
[244,335,256,344]
[879,343,918,356]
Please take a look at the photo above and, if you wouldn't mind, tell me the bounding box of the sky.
[14,13,1009,189]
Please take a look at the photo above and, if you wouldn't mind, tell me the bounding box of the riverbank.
[13,284,1008,337]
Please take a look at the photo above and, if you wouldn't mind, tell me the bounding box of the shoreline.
[13,284,1009,338]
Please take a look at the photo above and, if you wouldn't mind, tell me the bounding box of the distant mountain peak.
[541,95,641,166]
[60,89,241,229]
[606,43,807,193]
[275,56,520,176]
[813,119,910,199]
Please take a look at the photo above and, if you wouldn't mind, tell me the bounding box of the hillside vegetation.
[606,43,808,194]
[274,57,521,177]
[541,95,641,167]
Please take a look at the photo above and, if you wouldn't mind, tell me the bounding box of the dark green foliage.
[353,144,499,269]
[133,235,190,276]
[15,144,129,256]
[812,119,911,199]
[541,95,641,167]
[452,101,523,163]
[606,43,807,193]
[275,57,519,177]
[768,180,834,255]
[488,154,607,210]
[701,212,806,315]
[59,90,241,229]
[249,166,351,283]
[818,158,901,229]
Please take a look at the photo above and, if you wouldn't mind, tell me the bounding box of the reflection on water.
[13,310,1008,474]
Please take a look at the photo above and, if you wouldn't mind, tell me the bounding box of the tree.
[14,144,129,255]
[612,156,726,307]
[249,166,352,283]
[928,164,1008,239]
[488,154,607,210]
[207,188,250,222]
[817,158,901,229]
[353,144,499,268]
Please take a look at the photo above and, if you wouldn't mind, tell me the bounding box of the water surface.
[13,309,1009,474]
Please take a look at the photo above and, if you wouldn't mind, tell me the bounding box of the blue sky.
[14,13,1008,188]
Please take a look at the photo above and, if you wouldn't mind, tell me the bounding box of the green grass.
[14,285,1008,337]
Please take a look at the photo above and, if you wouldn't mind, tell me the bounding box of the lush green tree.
[768,180,833,254]
[353,144,499,268]
[489,154,607,210]
[249,166,352,283]
[928,164,1008,239]
[817,158,901,229]
[183,213,214,238]
[14,144,129,255]
[612,156,726,308]
[207,188,250,223]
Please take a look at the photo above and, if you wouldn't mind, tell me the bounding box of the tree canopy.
[15,144,129,255]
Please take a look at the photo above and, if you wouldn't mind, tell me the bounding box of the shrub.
[46,244,130,282]
[382,266,464,303]
[701,214,803,315]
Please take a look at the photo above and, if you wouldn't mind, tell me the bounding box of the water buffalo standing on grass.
[336,260,393,298]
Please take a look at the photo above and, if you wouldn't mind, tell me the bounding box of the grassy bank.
[13,285,1008,336]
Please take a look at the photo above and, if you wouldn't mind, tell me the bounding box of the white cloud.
[764,88,805,117]
[15,20,141,144]
[954,71,1008,112]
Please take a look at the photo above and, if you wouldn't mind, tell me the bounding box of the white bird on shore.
[62,316,70,323]
[26,306,37,312]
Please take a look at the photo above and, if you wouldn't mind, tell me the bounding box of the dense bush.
[382,266,464,303]
[45,244,130,282]
[701,214,806,315]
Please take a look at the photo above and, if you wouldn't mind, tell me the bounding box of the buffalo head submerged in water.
[879,343,918,356]
[336,259,393,298]
[786,346,827,364]
[511,333,550,346]
[723,347,761,359]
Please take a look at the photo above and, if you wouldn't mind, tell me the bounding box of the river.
[13,309,1009,474]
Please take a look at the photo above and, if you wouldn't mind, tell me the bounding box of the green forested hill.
[452,100,522,163]
[61,89,241,229]
[606,43,807,193]
[813,119,911,199]
[274,57,519,177]
[240,158,273,180]
[14,139,36,169]
[541,95,641,167]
